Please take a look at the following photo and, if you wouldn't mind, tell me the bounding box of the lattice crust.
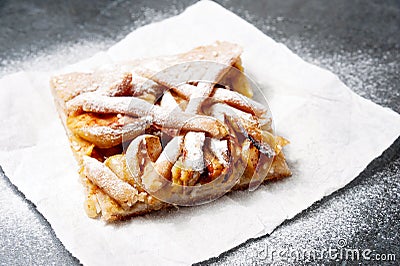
[50,42,291,221]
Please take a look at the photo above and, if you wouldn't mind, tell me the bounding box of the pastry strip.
[66,93,227,138]
[173,84,267,117]
[81,156,139,209]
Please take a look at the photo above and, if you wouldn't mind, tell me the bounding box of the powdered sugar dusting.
[82,156,138,208]
[0,3,187,78]
[209,138,229,167]
[200,5,400,265]
[0,1,399,265]
[182,132,206,172]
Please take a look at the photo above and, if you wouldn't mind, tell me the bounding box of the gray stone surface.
[0,0,399,265]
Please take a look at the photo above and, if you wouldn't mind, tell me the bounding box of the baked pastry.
[50,42,291,221]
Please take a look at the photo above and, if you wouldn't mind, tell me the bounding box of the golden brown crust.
[133,41,243,88]
[50,42,291,222]
[50,71,133,111]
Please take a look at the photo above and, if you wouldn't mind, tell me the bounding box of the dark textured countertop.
[0,0,399,265]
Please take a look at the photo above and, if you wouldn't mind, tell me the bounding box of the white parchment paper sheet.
[1,1,400,265]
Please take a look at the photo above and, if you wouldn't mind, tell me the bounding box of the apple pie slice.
[50,42,291,221]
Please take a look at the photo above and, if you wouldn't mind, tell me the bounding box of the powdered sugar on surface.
[201,3,400,265]
[0,1,399,265]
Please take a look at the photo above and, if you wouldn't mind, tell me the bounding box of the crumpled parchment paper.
[1,1,400,265]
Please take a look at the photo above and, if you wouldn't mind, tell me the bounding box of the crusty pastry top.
[50,41,291,221]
